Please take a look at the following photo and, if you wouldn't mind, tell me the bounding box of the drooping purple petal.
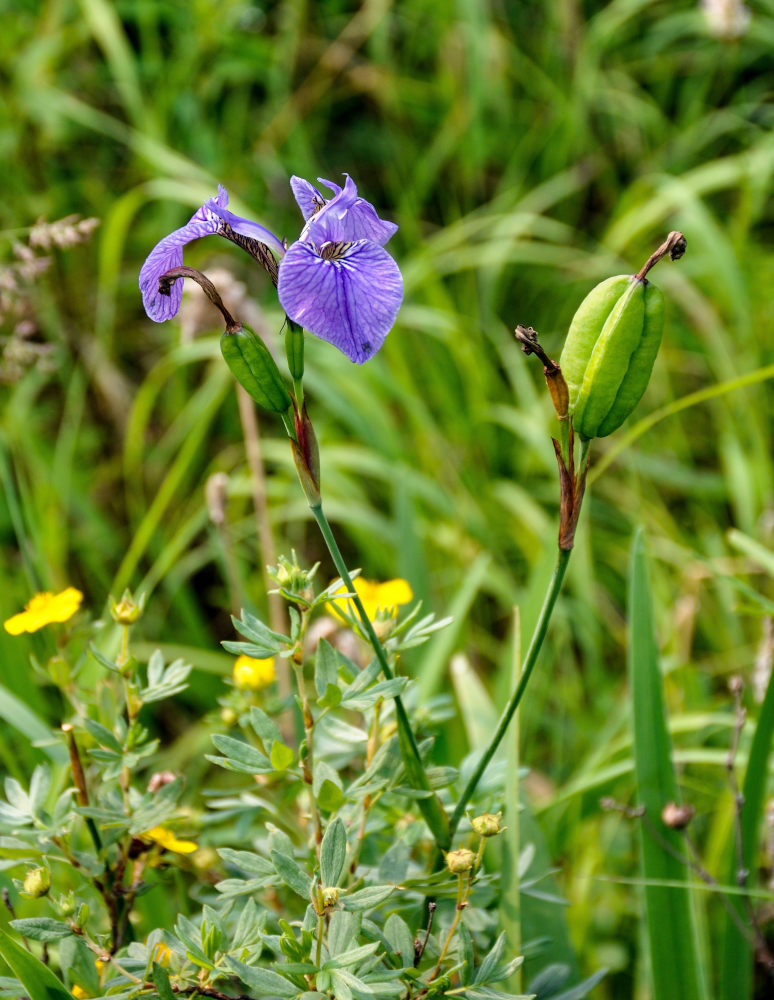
[139,185,284,322]
[297,174,399,247]
[139,188,229,321]
[290,176,327,221]
[278,239,403,364]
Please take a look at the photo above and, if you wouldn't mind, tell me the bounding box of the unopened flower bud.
[148,771,178,794]
[321,886,339,907]
[445,848,476,874]
[661,801,695,830]
[220,706,238,726]
[110,589,145,626]
[471,812,503,837]
[372,614,396,641]
[23,867,51,897]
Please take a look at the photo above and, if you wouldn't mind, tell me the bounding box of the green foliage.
[628,530,707,1000]
[1,2,774,997]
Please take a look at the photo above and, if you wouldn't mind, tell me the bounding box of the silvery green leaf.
[473,932,508,984]
[218,848,275,877]
[457,922,474,986]
[222,639,279,659]
[27,767,50,817]
[313,759,343,798]
[232,900,266,950]
[249,705,281,745]
[82,718,122,752]
[320,817,347,887]
[317,780,344,812]
[215,877,278,898]
[341,885,395,911]
[318,717,368,747]
[225,956,299,996]
[384,914,414,968]
[341,657,381,697]
[328,911,361,958]
[210,735,272,772]
[314,638,339,697]
[327,942,379,969]
[9,919,72,942]
[141,654,192,702]
[272,849,313,898]
[343,678,410,712]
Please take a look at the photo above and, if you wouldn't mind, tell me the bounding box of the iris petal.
[139,186,283,321]
[299,174,398,247]
[278,239,403,364]
[290,176,326,221]
[139,187,229,321]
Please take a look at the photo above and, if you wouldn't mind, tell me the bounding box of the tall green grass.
[2,1,774,994]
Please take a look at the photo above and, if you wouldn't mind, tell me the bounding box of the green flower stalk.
[451,232,685,834]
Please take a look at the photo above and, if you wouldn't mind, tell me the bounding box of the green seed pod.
[560,275,664,440]
[221,324,293,414]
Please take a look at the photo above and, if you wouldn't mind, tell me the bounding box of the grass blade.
[718,652,774,997]
[628,528,708,1000]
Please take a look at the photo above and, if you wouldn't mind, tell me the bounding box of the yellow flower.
[330,578,413,623]
[4,587,83,635]
[150,941,172,967]
[72,987,89,999]
[233,654,276,690]
[141,826,198,854]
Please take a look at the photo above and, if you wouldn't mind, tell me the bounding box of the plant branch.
[309,501,451,851]
[449,546,571,838]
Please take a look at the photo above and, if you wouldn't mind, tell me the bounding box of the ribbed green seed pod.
[560,275,663,440]
[221,324,293,414]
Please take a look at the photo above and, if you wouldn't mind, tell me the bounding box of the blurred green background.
[2,0,774,994]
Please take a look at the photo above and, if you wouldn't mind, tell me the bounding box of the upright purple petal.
[290,176,327,221]
[296,174,399,247]
[139,187,229,322]
[278,239,403,364]
[319,175,399,246]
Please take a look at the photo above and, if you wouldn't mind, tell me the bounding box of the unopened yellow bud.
[445,848,476,874]
[109,589,145,625]
[23,867,51,897]
[321,886,339,907]
[471,812,503,837]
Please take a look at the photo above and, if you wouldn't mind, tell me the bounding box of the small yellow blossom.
[233,654,276,690]
[72,987,89,999]
[141,826,198,854]
[4,587,83,635]
[330,578,413,623]
[150,941,172,967]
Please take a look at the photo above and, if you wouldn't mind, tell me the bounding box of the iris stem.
[449,545,571,838]
[309,501,451,851]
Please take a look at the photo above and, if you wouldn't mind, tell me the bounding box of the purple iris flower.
[138,175,403,365]
[139,186,284,323]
